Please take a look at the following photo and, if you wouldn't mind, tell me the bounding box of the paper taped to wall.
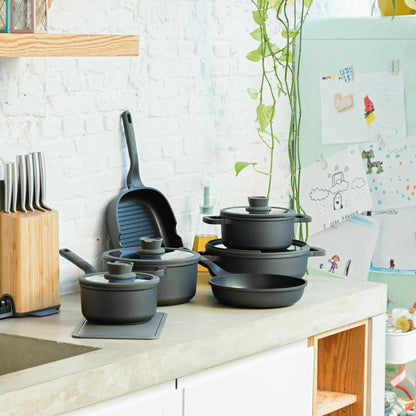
[320,71,406,144]
[359,136,416,209]
[300,145,373,235]
[307,215,379,280]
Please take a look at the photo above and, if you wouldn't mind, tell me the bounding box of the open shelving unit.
[309,319,369,416]
[0,34,139,57]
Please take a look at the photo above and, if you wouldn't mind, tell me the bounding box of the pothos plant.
[235,0,312,240]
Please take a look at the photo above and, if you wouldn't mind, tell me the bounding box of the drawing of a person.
[328,255,340,273]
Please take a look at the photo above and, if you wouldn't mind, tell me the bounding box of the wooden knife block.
[0,210,60,315]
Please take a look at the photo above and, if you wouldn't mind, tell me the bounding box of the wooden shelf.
[0,34,139,57]
[316,390,358,416]
[309,320,370,416]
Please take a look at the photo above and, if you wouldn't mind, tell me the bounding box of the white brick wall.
[0,0,372,293]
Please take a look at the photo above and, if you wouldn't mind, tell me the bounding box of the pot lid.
[204,239,309,259]
[102,237,200,266]
[219,196,295,220]
[80,261,160,289]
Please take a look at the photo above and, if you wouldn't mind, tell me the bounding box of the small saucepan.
[202,239,325,278]
[203,196,311,250]
[59,248,160,324]
[102,237,200,306]
[199,256,307,309]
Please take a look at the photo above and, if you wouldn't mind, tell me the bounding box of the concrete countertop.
[0,272,386,416]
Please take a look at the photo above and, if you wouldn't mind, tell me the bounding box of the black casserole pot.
[59,249,159,325]
[202,239,325,278]
[102,237,200,306]
[203,196,311,250]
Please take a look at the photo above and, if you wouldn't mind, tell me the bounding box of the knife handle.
[4,163,12,214]
[11,162,18,213]
[26,154,34,212]
[16,155,27,213]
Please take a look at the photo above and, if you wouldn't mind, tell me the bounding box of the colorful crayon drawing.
[364,95,375,126]
[320,71,406,144]
[328,255,340,273]
[359,137,416,209]
[362,149,383,174]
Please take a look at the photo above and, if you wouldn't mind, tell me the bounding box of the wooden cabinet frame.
[308,319,370,416]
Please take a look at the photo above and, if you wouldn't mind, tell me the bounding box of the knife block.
[0,209,60,315]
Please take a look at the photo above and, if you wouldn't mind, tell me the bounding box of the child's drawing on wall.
[328,255,340,273]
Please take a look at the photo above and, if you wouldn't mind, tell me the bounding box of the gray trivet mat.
[72,312,167,340]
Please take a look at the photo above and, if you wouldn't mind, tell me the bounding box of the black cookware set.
[60,111,325,325]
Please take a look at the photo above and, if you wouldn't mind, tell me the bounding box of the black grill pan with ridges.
[107,111,183,249]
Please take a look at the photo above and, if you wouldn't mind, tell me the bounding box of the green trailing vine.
[235,0,312,240]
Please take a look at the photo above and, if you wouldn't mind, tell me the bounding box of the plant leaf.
[250,28,262,41]
[264,42,279,55]
[257,104,269,131]
[252,10,268,25]
[264,105,275,123]
[246,49,262,62]
[281,29,298,39]
[257,104,275,131]
[269,0,284,8]
[252,10,262,25]
[247,88,259,99]
[235,161,257,176]
[304,0,314,7]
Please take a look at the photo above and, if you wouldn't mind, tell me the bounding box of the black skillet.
[107,111,183,249]
[199,256,307,309]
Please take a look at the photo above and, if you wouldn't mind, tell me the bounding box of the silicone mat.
[72,312,167,340]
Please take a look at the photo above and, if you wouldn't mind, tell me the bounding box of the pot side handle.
[308,246,326,257]
[202,215,225,225]
[294,214,312,223]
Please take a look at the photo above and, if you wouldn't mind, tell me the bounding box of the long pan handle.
[121,110,144,190]
[198,255,229,277]
[59,248,98,275]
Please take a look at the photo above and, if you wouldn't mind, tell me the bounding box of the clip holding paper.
[317,154,328,170]
[390,59,400,75]
[339,65,354,83]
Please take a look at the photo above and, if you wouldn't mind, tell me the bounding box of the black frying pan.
[199,257,307,309]
[107,111,183,249]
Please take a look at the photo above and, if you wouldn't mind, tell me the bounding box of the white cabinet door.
[59,381,181,416]
[178,340,314,416]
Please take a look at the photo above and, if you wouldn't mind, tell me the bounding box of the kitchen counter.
[0,272,386,416]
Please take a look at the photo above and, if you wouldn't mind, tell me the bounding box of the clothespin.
[390,59,400,75]
[376,134,385,147]
[316,154,328,170]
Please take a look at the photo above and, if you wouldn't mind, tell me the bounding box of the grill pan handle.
[121,110,144,190]
[308,246,326,257]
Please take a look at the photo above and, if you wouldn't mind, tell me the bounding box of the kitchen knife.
[31,153,45,212]
[11,162,18,213]
[37,151,52,210]
[16,155,27,213]
[25,154,34,212]
[3,163,12,214]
